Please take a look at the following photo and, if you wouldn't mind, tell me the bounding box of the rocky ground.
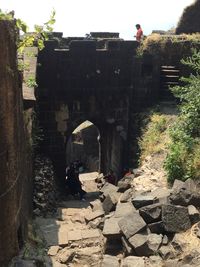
[10,154,200,267]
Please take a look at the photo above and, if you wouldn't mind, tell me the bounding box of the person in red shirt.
[135,24,143,42]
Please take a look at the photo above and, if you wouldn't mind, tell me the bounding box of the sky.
[1,0,195,40]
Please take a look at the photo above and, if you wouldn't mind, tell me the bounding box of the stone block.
[188,205,200,224]
[117,180,131,192]
[48,245,60,256]
[150,188,171,204]
[85,210,105,223]
[159,245,176,260]
[120,188,135,203]
[121,236,133,255]
[81,229,100,239]
[162,204,191,233]
[121,256,145,267]
[132,195,158,209]
[139,203,162,223]
[68,230,82,242]
[100,182,118,198]
[118,212,146,239]
[102,192,120,214]
[169,189,192,206]
[148,221,165,234]
[101,254,119,267]
[114,202,136,218]
[90,199,104,212]
[128,233,162,256]
[103,217,121,239]
[172,179,186,192]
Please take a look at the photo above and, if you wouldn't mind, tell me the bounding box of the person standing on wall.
[135,24,143,42]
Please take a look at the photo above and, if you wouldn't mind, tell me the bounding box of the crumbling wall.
[0,20,33,266]
[176,0,200,34]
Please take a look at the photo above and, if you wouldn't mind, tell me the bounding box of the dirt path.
[35,172,104,267]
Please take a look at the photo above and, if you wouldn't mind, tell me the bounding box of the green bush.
[164,49,200,183]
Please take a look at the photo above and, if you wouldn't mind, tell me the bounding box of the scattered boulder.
[188,205,200,224]
[102,192,121,214]
[100,182,118,198]
[114,202,136,218]
[118,212,146,239]
[162,204,191,232]
[128,233,162,256]
[117,180,131,193]
[139,203,162,224]
[120,188,135,203]
[132,195,158,209]
[103,217,121,239]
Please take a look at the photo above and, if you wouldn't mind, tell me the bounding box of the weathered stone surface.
[90,199,104,212]
[57,247,75,264]
[118,212,146,239]
[148,233,162,253]
[100,182,118,198]
[148,221,165,234]
[139,203,162,223]
[120,188,135,203]
[128,233,147,255]
[81,229,100,239]
[121,256,145,267]
[181,248,200,267]
[121,236,133,255]
[68,230,82,242]
[102,192,120,214]
[185,178,197,192]
[117,180,131,192]
[172,179,186,192]
[132,195,158,209]
[48,246,60,256]
[162,204,191,232]
[114,202,136,218]
[159,245,176,260]
[163,259,180,267]
[171,233,189,255]
[188,205,200,224]
[103,217,121,239]
[101,255,119,267]
[147,255,163,267]
[149,188,171,204]
[169,189,193,206]
[85,210,105,223]
[128,233,162,256]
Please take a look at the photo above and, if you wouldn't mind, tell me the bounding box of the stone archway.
[65,120,100,173]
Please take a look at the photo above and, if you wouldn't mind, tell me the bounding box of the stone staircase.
[160,65,180,101]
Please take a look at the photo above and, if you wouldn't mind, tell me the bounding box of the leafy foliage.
[164,49,200,183]
[0,8,56,52]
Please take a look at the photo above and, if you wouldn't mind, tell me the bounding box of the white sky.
[1,0,195,40]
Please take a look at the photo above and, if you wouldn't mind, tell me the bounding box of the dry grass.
[138,113,177,164]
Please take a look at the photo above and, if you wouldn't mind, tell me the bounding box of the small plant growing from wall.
[164,48,200,183]
[0,8,56,52]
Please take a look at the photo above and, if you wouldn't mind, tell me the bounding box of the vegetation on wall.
[164,49,200,183]
[136,33,200,58]
[0,8,56,52]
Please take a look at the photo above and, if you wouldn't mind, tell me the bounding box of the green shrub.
[164,49,200,183]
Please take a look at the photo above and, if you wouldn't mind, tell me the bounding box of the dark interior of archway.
[66,121,100,172]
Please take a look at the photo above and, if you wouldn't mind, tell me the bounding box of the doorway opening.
[66,120,100,173]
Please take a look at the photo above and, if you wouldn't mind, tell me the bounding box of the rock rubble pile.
[87,173,200,267]
[33,155,57,216]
